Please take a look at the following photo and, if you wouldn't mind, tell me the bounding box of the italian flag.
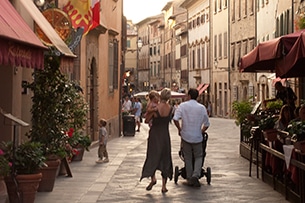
[90,0,100,31]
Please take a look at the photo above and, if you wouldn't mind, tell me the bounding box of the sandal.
[161,188,168,193]
[146,180,156,191]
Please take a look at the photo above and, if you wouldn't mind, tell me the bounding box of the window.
[231,44,235,69]
[214,35,217,59]
[181,45,187,57]
[219,0,222,10]
[244,0,247,17]
[224,32,228,58]
[207,42,210,69]
[113,40,119,90]
[192,49,195,69]
[197,47,200,69]
[127,40,130,48]
[224,0,228,8]
[201,14,205,23]
[108,39,118,92]
[249,0,254,14]
[218,34,222,59]
[202,45,205,69]
[237,42,241,68]
[108,41,114,92]
[238,0,241,20]
[232,1,235,22]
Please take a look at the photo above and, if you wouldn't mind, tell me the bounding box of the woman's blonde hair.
[160,88,171,101]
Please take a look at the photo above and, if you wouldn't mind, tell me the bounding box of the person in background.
[133,97,142,132]
[140,88,173,193]
[275,104,292,131]
[206,101,212,117]
[122,95,132,113]
[173,88,210,187]
[275,81,297,118]
[96,119,109,163]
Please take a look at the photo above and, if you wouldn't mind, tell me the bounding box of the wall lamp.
[137,38,143,51]
[34,0,45,7]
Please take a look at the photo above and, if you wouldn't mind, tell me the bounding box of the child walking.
[96,119,109,163]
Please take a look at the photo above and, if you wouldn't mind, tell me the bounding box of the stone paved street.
[35,118,289,203]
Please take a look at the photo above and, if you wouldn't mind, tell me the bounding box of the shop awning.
[0,0,47,69]
[199,84,209,95]
[196,83,204,91]
[20,0,76,58]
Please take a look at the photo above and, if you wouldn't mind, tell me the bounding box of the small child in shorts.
[96,119,109,163]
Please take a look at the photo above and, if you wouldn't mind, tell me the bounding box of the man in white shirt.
[173,88,210,187]
[122,95,132,113]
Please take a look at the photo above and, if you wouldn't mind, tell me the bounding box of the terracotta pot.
[5,173,42,203]
[38,159,60,192]
[263,129,278,142]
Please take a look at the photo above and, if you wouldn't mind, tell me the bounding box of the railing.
[244,126,305,203]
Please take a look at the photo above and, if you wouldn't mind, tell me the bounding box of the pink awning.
[199,84,209,95]
[0,0,47,69]
[196,83,204,91]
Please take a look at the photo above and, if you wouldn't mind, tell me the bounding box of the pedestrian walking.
[133,97,142,132]
[96,119,109,164]
[173,88,210,187]
[140,88,173,193]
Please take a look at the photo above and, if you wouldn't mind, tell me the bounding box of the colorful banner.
[63,0,100,35]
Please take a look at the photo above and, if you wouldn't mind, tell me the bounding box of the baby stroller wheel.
[174,166,179,184]
[206,167,211,184]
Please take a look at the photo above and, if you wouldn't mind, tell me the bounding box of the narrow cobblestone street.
[35,118,289,203]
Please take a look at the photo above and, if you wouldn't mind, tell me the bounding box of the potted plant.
[26,55,89,191]
[232,99,257,139]
[232,100,253,126]
[66,128,92,161]
[288,120,305,152]
[265,100,282,114]
[0,141,46,203]
[259,116,278,142]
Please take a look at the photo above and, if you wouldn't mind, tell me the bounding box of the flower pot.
[4,173,42,203]
[38,159,60,192]
[72,147,85,161]
[263,129,278,142]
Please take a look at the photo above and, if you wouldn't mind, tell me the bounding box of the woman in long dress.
[140,88,173,193]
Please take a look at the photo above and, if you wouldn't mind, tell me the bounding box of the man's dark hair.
[188,88,199,100]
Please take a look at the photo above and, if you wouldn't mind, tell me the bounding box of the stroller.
[174,132,211,185]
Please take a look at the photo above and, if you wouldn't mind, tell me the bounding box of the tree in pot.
[26,55,89,191]
[232,99,256,139]
[0,141,46,203]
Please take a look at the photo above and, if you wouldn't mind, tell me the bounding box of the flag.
[63,0,100,35]
[90,0,100,30]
